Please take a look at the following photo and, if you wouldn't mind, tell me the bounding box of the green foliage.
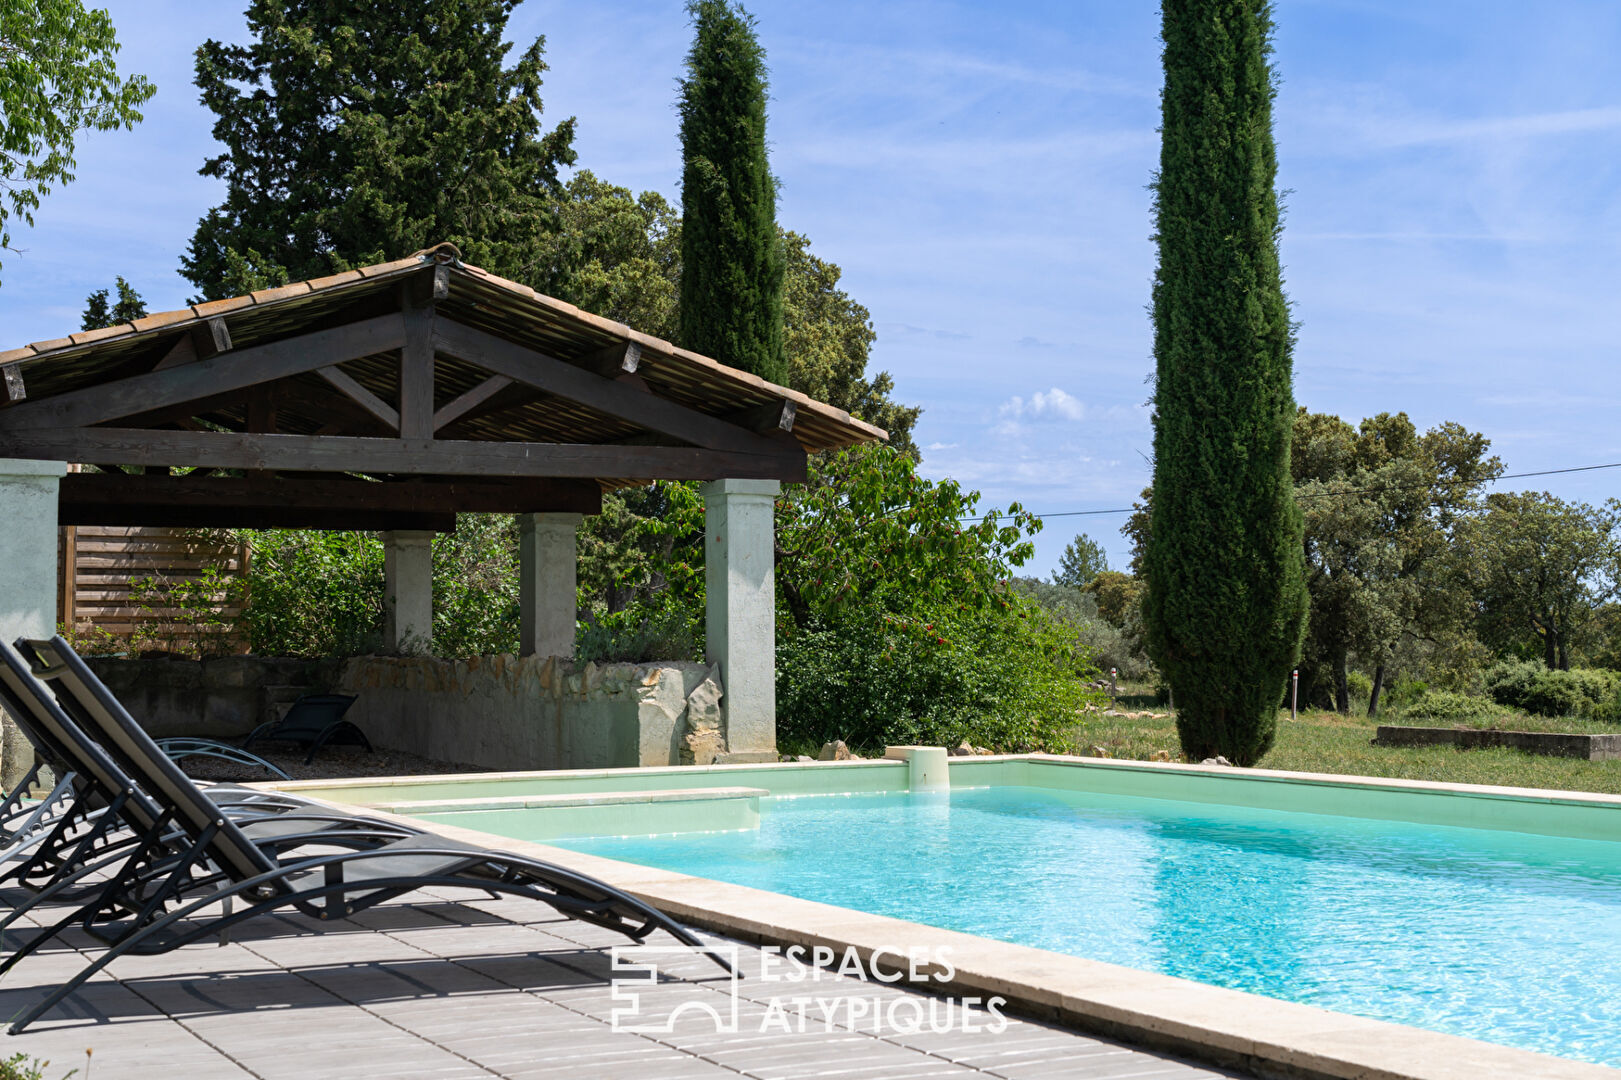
[781,231,918,451]
[1399,690,1503,725]
[577,482,704,623]
[79,274,145,329]
[0,0,153,283]
[778,604,1093,752]
[237,529,383,657]
[1012,578,1150,681]
[677,0,786,383]
[1484,659,1620,720]
[429,514,520,658]
[773,445,1100,750]
[576,594,701,665]
[1462,492,1620,670]
[129,567,246,658]
[1291,410,1500,712]
[182,0,575,298]
[542,170,680,340]
[1053,534,1108,589]
[1144,0,1307,765]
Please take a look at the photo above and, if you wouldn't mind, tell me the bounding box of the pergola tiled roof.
[0,245,886,531]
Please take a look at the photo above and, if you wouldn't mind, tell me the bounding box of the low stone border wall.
[1373,724,1621,761]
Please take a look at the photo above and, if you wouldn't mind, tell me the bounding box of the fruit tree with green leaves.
[0,0,153,285]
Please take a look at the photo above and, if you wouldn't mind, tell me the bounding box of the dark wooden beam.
[60,502,457,532]
[398,308,434,440]
[433,374,513,431]
[2,363,23,404]
[0,427,808,482]
[579,340,641,379]
[727,398,796,435]
[432,320,783,456]
[317,366,400,430]
[406,262,451,307]
[0,313,408,431]
[152,317,233,372]
[60,472,602,516]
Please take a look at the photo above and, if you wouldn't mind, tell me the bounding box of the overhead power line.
[958,460,1621,524]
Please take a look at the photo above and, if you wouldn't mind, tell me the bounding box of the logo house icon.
[610,943,742,1034]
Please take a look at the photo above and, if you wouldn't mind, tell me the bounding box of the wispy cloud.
[999,387,1087,423]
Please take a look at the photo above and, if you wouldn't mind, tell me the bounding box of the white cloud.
[999,387,1087,423]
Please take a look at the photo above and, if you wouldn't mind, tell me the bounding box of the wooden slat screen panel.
[57,525,250,654]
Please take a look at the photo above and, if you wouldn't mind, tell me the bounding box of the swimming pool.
[546,783,1621,1067]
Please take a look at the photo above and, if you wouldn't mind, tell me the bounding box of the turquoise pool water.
[554,785,1621,1066]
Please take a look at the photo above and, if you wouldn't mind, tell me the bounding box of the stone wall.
[68,653,728,772]
[335,654,723,770]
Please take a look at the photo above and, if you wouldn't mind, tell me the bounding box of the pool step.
[368,786,769,840]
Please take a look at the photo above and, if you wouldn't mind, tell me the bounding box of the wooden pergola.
[0,244,885,768]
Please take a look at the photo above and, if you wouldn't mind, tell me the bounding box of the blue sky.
[4,1,1618,577]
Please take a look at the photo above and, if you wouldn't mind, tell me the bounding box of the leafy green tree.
[543,170,681,340]
[677,0,786,383]
[781,231,918,452]
[774,445,1099,750]
[0,0,153,284]
[80,274,146,329]
[1292,410,1500,714]
[1143,0,1306,765]
[1053,534,1108,589]
[1463,493,1620,670]
[182,0,575,298]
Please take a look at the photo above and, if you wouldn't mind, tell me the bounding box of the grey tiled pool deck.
[0,886,1240,1080]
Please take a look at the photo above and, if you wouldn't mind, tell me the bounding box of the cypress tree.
[677,0,786,383]
[182,0,575,299]
[1143,0,1307,766]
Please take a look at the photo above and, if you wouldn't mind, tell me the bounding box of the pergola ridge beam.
[430,319,786,456]
[0,313,408,432]
[317,365,400,430]
[0,427,808,482]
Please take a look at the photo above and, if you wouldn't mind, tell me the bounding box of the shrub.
[1345,669,1373,706]
[777,599,1095,752]
[576,596,701,664]
[1401,691,1503,725]
[237,529,383,657]
[1484,660,1620,719]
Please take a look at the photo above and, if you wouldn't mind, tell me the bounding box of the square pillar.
[0,459,69,789]
[702,479,779,761]
[518,513,582,658]
[382,530,434,655]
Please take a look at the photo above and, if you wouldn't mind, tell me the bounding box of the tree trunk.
[1335,651,1350,715]
[1543,624,1558,669]
[1367,663,1386,719]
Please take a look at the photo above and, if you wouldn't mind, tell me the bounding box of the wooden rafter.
[431,320,785,456]
[0,313,407,431]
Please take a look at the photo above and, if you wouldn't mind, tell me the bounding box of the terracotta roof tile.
[249,281,312,304]
[305,269,366,291]
[191,295,255,319]
[27,336,75,354]
[130,308,197,333]
[0,346,35,365]
[69,324,135,345]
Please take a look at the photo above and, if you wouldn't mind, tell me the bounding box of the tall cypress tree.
[1143,0,1307,766]
[677,0,786,383]
[182,0,575,299]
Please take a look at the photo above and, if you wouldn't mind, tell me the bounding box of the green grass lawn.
[1064,707,1621,795]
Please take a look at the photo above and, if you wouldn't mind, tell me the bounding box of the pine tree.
[1143,0,1307,766]
[677,0,786,383]
[181,0,575,299]
[1053,535,1108,589]
[80,275,146,329]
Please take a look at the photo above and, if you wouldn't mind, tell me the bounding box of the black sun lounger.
[0,641,420,945]
[5,636,731,1034]
[244,693,370,764]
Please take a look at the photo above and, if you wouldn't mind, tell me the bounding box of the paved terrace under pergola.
[0,244,886,780]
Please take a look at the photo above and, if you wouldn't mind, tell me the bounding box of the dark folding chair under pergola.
[243,693,369,764]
